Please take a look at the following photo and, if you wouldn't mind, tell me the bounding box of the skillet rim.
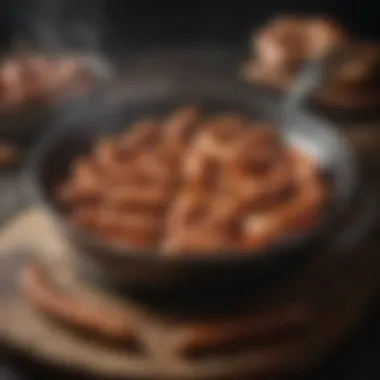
[23,80,358,267]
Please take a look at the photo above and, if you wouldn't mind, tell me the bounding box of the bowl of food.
[0,50,111,142]
[242,15,380,119]
[25,78,371,299]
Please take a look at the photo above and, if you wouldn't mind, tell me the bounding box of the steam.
[16,0,107,55]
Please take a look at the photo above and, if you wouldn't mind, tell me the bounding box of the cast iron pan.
[24,53,374,303]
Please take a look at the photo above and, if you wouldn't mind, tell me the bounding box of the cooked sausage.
[175,302,307,354]
[253,16,307,72]
[184,122,242,166]
[107,183,170,211]
[230,126,282,172]
[22,264,137,343]
[182,147,221,189]
[165,187,210,233]
[307,17,347,58]
[329,43,380,89]
[120,118,160,154]
[162,106,200,146]
[58,157,103,204]
[223,152,296,210]
[241,178,327,250]
[163,223,234,255]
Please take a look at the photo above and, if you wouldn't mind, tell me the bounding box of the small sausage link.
[97,208,161,233]
[22,264,138,344]
[94,137,156,182]
[185,127,237,166]
[165,187,210,234]
[163,223,234,255]
[134,152,179,188]
[230,126,282,172]
[164,193,240,254]
[161,106,200,146]
[182,147,221,189]
[254,16,307,72]
[241,178,327,250]
[107,183,170,211]
[58,157,103,204]
[223,154,296,210]
[203,194,242,231]
[175,302,307,354]
[93,137,120,169]
[120,118,160,154]
[95,210,162,248]
[287,146,321,183]
[330,43,380,88]
[306,17,347,58]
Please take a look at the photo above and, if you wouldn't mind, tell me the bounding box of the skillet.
[24,51,375,305]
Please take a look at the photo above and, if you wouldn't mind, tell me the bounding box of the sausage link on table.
[22,265,138,344]
[174,302,308,355]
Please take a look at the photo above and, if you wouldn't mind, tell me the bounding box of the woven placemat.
[0,207,379,379]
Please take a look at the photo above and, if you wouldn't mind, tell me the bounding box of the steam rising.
[17,0,106,55]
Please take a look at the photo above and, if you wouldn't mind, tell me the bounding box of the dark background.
[1,0,380,52]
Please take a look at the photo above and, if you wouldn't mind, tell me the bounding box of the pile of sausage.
[0,54,92,106]
[245,15,380,104]
[57,107,328,255]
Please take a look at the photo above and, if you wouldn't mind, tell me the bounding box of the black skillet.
[24,50,375,307]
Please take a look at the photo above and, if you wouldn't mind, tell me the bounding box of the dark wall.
[99,0,380,48]
[0,0,379,51]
